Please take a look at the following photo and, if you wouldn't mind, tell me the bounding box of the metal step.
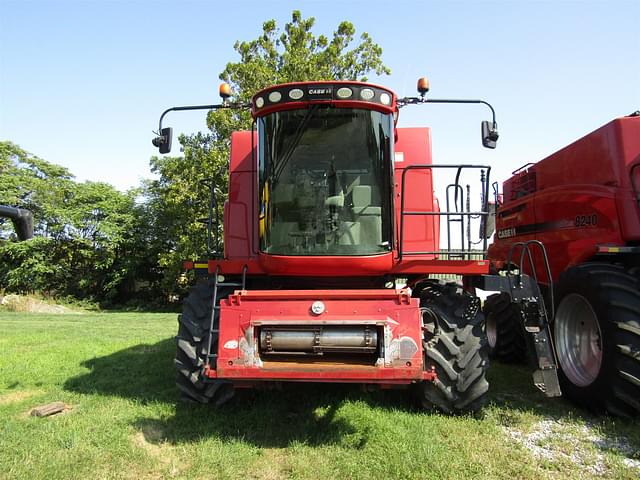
[533,367,561,397]
[529,326,562,397]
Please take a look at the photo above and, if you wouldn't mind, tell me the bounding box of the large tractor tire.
[415,281,489,413]
[175,281,235,406]
[483,293,528,363]
[554,263,640,417]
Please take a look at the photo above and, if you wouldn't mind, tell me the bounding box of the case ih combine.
[486,113,640,417]
[152,78,561,413]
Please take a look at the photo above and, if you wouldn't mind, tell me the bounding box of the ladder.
[204,265,247,370]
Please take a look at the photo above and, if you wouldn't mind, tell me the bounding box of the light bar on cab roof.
[252,82,396,115]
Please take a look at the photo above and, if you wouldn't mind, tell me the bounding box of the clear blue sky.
[1,0,639,191]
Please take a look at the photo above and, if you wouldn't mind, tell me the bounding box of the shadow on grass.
[64,338,178,404]
[63,337,410,448]
[63,338,639,452]
[134,383,397,448]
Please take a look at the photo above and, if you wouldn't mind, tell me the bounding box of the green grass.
[0,312,638,480]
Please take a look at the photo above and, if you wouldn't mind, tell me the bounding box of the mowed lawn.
[0,312,638,480]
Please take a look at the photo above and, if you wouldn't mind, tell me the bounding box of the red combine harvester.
[486,112,640,417]
[152,78,559,412]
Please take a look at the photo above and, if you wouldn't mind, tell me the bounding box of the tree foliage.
[145,129,233,295]
[0,141,73,239]
[206,11,391,140]
[0,142,159,305]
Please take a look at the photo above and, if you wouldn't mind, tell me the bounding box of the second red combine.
[486,113,640,417]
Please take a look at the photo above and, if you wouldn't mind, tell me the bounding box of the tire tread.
[416,281,489,414]
[174,281,235,405]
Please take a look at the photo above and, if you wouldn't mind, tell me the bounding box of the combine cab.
[153,78,559,413]
[487,113,640,416]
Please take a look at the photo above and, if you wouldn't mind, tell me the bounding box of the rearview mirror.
[152,127,173,154]
[481,120,499,149]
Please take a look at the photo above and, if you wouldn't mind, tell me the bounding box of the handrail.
[506,240,555,321]
[398,164,492,261]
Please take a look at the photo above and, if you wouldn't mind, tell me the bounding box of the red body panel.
[489,116,640,281]
[215,289,424,384]
[257,253,394,276]
[224,131,258,260]
[394,127,440,258]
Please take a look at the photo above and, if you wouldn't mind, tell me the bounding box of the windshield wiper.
[273,104,320,183]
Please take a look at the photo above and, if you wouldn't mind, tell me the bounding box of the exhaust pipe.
[0,206,34,241]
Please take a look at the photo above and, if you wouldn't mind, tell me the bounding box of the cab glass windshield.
[258,107,393,255]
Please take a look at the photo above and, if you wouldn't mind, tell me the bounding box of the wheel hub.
[554,293,603,387]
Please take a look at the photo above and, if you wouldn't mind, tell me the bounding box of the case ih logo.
[307,87,333,98]
[497,227,516,239]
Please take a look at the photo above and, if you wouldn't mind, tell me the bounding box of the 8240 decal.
[575,214,598,227]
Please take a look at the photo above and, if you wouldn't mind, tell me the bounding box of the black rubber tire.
[554,263,640,417]
[415,281,489,413]
[175,281,235,406]
[483,293,528,363]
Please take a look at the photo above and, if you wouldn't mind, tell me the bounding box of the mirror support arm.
[397,96,499,148]
[398,96,497,126]
[423,98,496,127]
[158,103,226,133]
[153,101,250,153]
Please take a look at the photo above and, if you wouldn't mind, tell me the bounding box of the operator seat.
[352,185,382,246]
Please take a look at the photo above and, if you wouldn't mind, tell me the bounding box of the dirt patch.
[248,448,292,480]
[0,389,40,406]
[504,418,640,474]
[133,432,167,459]
[0,294,80,314]
[133,425,169,459]
[131,425,184,477]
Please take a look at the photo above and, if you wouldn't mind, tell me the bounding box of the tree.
[147,10,390,296]
[0,142,73,240]
[0,141,155,305]
[146,133,229,297]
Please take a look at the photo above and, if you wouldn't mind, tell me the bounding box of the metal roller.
[259,326,378,355]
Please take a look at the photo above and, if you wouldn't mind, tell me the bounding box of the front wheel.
[174,281,235,406]
[554,263,640,417]
[415,281,489,414]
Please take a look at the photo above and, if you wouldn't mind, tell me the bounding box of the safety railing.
[399,164,492,261]
[199,178,224,259]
